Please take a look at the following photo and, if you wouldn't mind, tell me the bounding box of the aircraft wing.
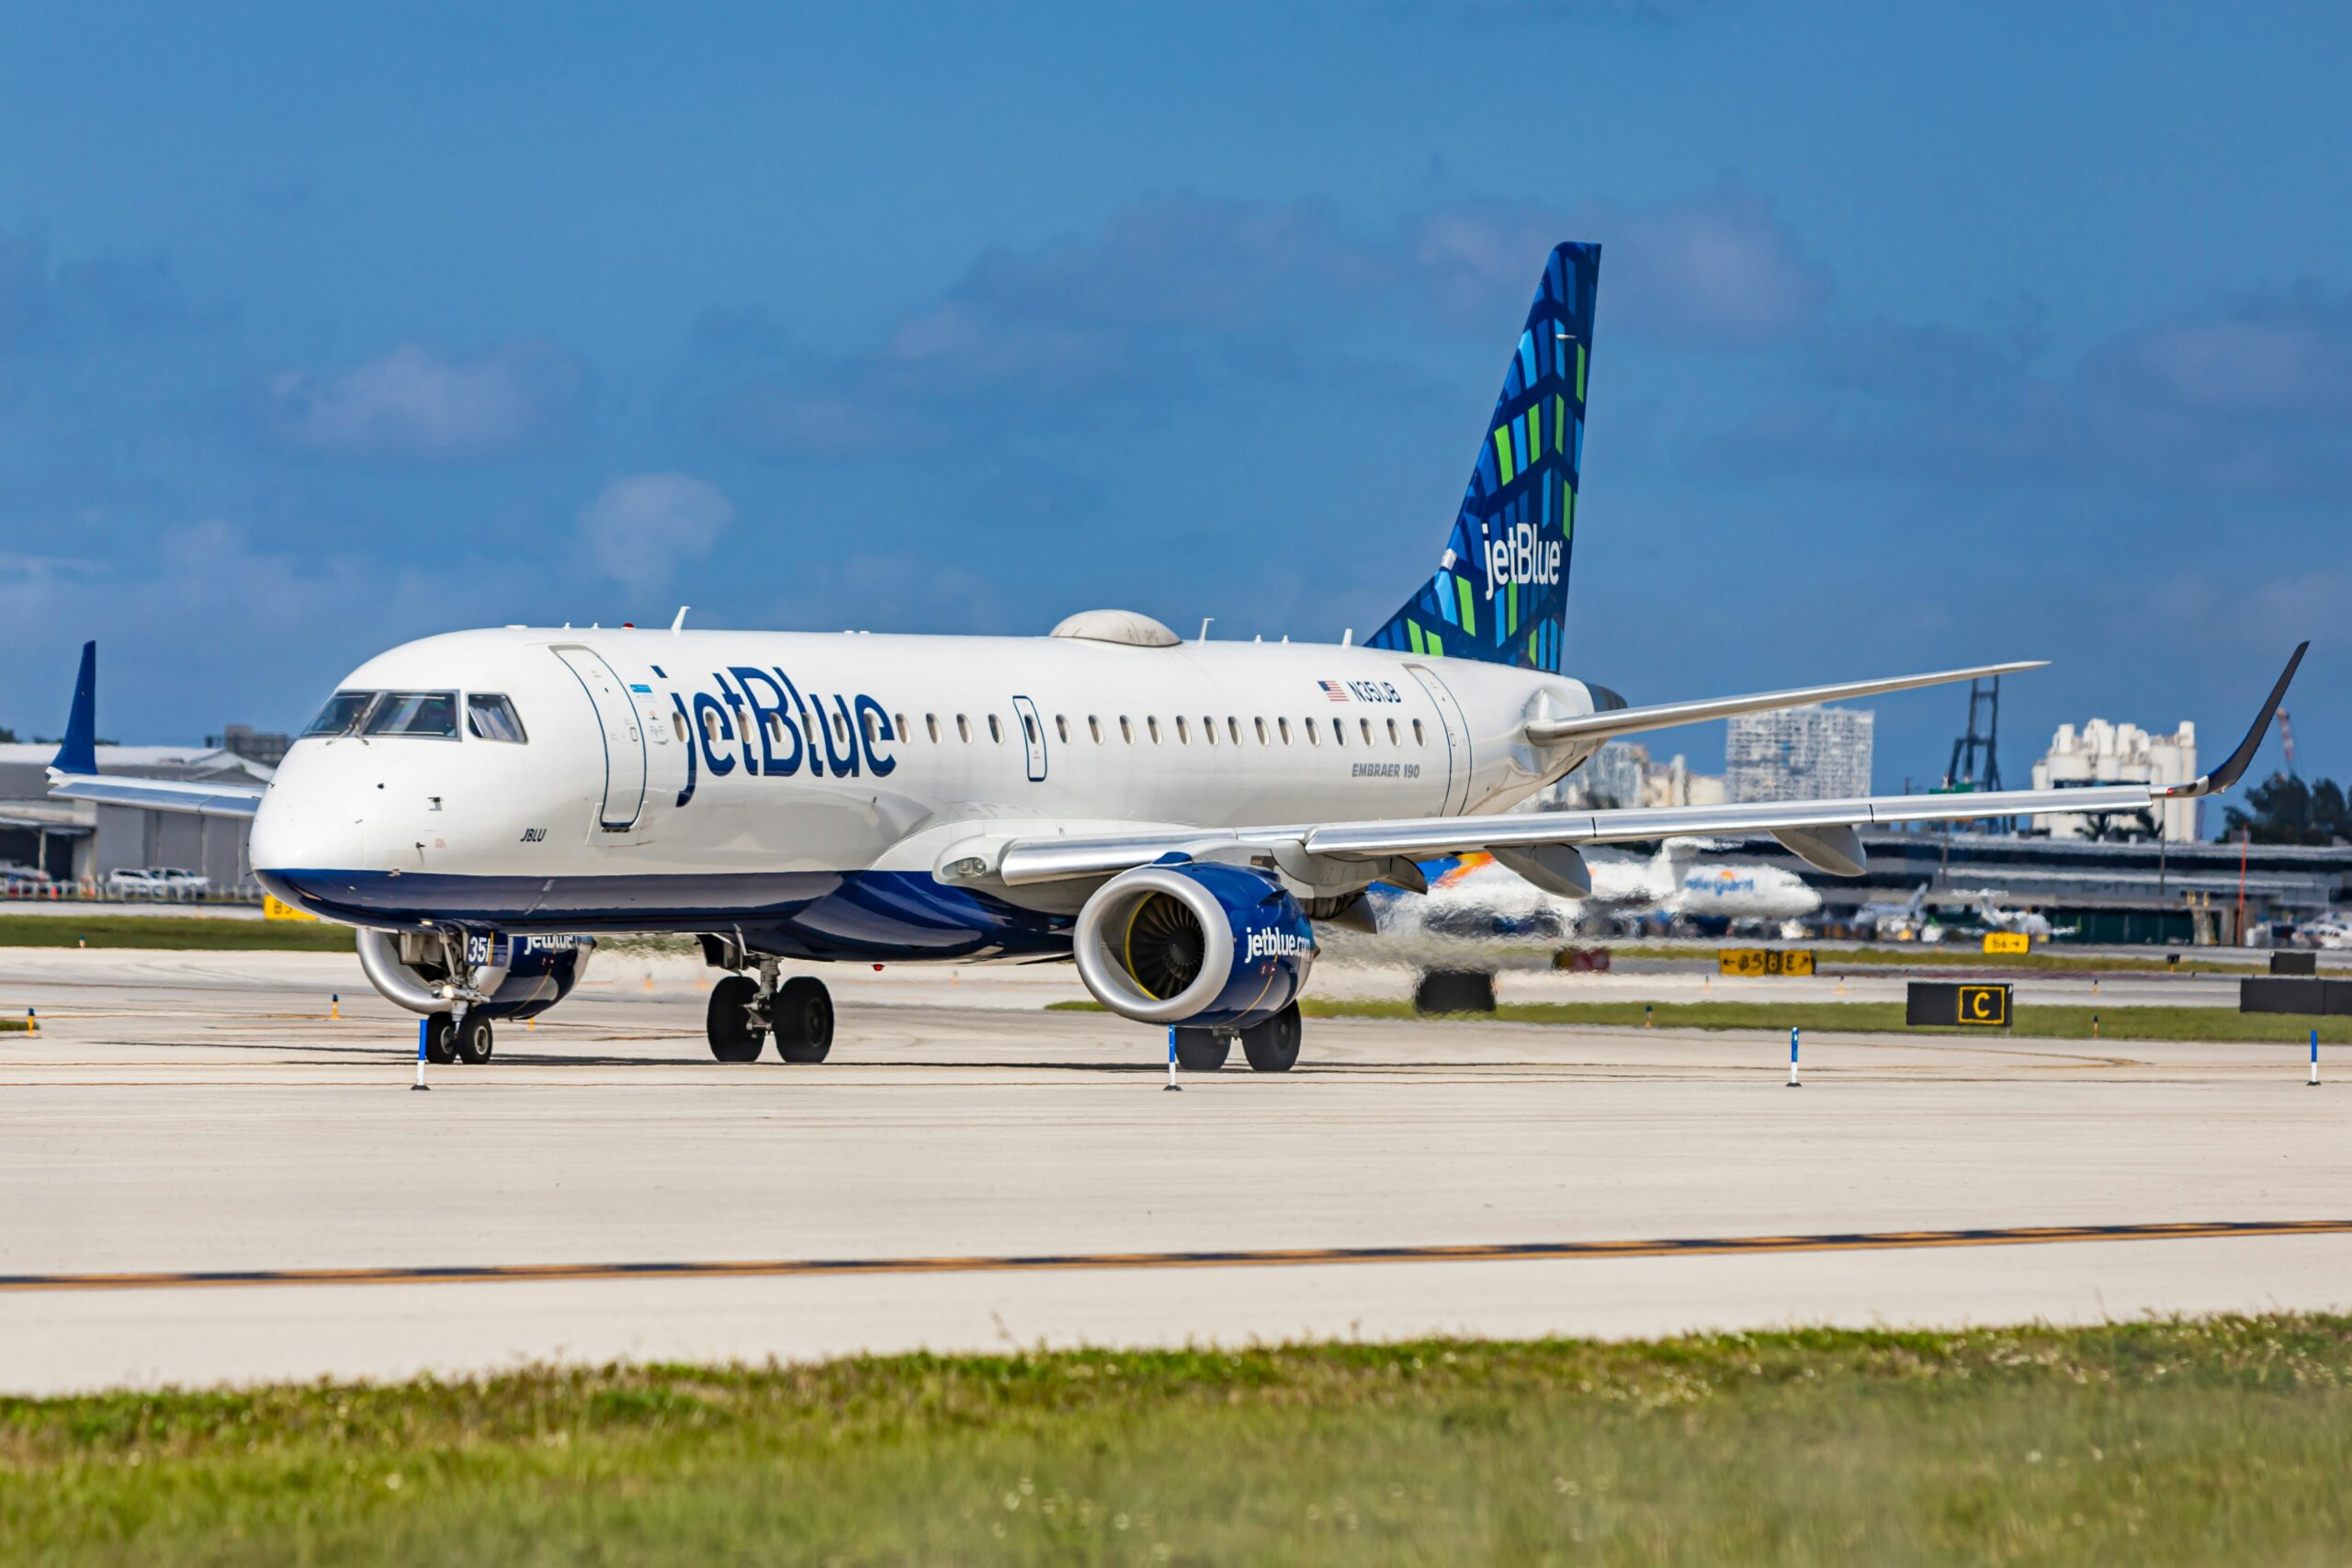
[979,644,2304,889]
[1524,660,2045,746]
[46,773,266,818]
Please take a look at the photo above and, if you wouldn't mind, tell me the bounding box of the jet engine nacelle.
[1072,862,1317,1029]
[356,928,594,1020]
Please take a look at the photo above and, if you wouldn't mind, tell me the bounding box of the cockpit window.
[303,691,379,737]
[466,694,528,743]
[363,691,459,739]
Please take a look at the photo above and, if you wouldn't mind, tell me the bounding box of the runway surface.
[2,947,2346,1393]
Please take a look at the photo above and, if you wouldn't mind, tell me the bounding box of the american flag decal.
[1317,680,1351,702]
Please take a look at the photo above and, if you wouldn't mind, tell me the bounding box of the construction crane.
[2276,708,2297,775]
[1940,676,2007,832]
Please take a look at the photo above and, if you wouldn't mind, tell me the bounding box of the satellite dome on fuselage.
[1048,609,1182,648]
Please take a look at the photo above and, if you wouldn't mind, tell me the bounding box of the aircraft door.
[1406,665,1473,814]
[552,646,649,831]
[1011,694,1048,783]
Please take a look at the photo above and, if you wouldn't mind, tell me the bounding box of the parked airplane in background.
[1393,840,1819,943]
[1853,884,1939,942]
[43,243,2306,1075]
[1966,891,2073,942]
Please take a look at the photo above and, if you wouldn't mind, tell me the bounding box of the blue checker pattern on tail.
[1370,243,1598,673]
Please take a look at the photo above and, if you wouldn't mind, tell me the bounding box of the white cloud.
[576,474,735,590]
[261,340,586,463]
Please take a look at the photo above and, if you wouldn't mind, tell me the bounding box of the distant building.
[1537,740,1727,811]
[2030,718,2199,841]
[0,743,273,890]
[1726,705,1874,803]
[207,724,290,768]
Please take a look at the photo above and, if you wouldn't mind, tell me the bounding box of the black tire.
[707,975,767,1062]
[424,1011,457,1065]
[1239,1003,1302,1073]
[456,1012,494,1066]
[773,976,834,1063]
[1414,969,1497,1015]
[1173,1028,1229,1072]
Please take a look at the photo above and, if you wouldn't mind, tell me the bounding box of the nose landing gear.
[423,1009,495,1066]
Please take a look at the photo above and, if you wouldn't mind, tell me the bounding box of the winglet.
[2162,641,2307,798]
[50,641,98,778]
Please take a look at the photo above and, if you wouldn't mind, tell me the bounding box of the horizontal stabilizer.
[1524,660,2045,746]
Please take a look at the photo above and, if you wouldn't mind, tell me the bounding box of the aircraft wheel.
[772,976,834,1063]
[1239,1003,1302,1073]
[707,975,768,1062]
[1173,1028,1229,1072]
[424,1011,458,1065]
[456,1012,494,1065]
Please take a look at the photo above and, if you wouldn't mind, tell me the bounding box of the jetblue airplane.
[44,244,2305,1073]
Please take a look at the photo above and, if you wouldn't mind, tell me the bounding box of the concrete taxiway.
[1,947,2346,1393]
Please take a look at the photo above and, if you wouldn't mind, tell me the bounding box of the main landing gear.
[1172,1002,1303,1074]
[707,968,835,1064]
[423,1010,496,1066]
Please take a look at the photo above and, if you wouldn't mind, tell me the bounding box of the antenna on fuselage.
[1341,628,1353,646]
[1197,617,1214,642]
[672,605,689,633]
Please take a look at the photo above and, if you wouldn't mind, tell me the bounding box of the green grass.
[1609,943,2263,975]
[1052,997,2349,1043]
[0,914,353,953]
[2,1317,2347,1565]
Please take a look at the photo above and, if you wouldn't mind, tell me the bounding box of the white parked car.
[107,866,209,898]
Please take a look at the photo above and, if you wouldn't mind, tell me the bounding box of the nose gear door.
[1011,694,1048,782]
[1406,665,1473,815]
[553,646,649,831]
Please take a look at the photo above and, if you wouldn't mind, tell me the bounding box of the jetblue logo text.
[1244,929,1313,963]
[1486,522,1563,601]
[669,666,897,809]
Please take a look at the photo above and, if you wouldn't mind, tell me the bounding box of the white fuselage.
[251,626,1606,954]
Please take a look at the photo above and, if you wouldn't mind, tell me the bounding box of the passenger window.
[366,692,459,739]
[672,712,689,745]
[956,715,971,742]
[466,694,528,743]
[304,690,379,737]
[704,709,723,746]
[767,714,785,744]
[1255,717,1269,745]
[1331,717,1345,747]
[1305,717,1319,746]
[1175,716,1190,744]
[1023,714,1038,745]
[894,712,908,739]
[1148,716,1161,744]
[927,715,941,743]
[1277,717,1291,745]
[864,710,882,744]
[989,714,1003,744]
[1202,716,1216,746]
[1413,719,1426,745]
[1227,716,1240,744]
[1089,716,1102,743]
[1386,718,1399,745]
[1360,717,1374,745]
[1056,716,1069,743]
[1119,716,1133,743]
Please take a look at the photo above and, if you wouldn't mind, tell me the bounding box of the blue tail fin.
[51,641,97,775]
[1370,243,1598,672]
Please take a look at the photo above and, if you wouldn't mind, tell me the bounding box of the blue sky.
[2,2,2346,802]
